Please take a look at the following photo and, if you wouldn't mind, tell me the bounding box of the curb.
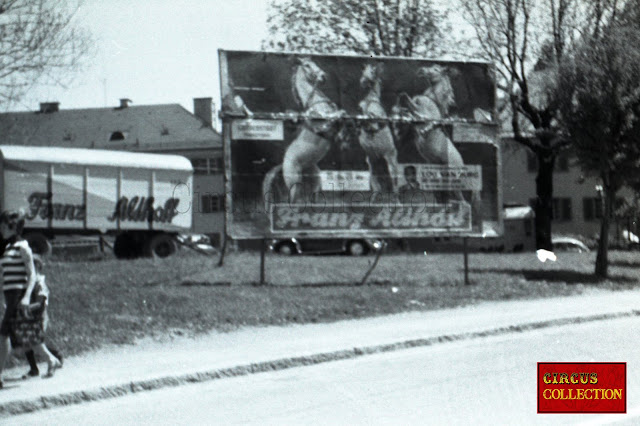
[2,309,639,418]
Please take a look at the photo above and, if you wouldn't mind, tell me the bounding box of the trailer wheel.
[145,234,177,258]
[114,232,139,259]
[25,233,52,256]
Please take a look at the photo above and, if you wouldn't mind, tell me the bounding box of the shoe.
[22,369,39,380]
[44,359,62,378]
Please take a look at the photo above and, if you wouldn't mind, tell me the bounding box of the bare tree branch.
[0,0,93,109]
[263,0,446,58]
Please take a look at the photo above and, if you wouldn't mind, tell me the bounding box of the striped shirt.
[1,239,31,291]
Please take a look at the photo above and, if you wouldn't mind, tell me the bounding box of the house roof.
[0,103,222,151]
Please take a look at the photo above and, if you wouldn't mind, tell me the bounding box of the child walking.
[20,255,64,379]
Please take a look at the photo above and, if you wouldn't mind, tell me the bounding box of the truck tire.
[114,232,140,259]
[145,234,177,258]
[25,233,52,256]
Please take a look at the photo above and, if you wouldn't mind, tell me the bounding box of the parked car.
[269,238,382,256]
[552,237,590,253]
[623,230,640,250]
[176,234,218,254]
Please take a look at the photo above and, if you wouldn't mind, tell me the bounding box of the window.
[191,158,209,175]
[584,197,627,220]
[552,198,572,221]
[201,194,225,214]
[209,157,224,174]
[191,157,223,175]
[583,197,602,221]
[529,197,572,221]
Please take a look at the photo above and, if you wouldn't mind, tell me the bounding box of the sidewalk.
[1,288,640,417]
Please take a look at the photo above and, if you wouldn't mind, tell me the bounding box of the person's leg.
[0,335,10,388]
[0,292,19,389]
[23,350,39,378]
[47,345,63,366]
[32,343,61,378]
[42,311,62,366]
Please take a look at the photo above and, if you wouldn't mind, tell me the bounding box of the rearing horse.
[396,65,472,203]
[358,62,399,199]
[279,57,346,204]
[402,65,464,168]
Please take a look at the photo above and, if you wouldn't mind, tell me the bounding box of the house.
[0,98,225,246]
[501,138,639,245]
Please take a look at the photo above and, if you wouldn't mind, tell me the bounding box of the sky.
[21,0,473,118]
[21,0,270,115]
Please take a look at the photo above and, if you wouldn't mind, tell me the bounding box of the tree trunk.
[595,185,614,278]
[535,151,555,251]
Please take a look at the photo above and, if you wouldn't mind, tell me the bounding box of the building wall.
[501,139,638,241]
[140,146,225,245]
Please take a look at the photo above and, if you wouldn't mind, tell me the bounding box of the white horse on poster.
[399,64,465,169]
[358,62,399,199]
[263,57,347,205]
[394,64,479,205]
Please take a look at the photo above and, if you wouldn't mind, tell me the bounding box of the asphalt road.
[8,316,640,425]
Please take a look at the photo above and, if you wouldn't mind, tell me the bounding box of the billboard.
[219,50,502,239]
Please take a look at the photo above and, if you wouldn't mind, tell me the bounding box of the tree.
[458,0,624,251]
[0,0,93,109]
[263,0,447,57]
[557,24,640,277]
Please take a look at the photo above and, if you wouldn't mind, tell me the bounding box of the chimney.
[39,102,60,113]
[193,97,213,127]
[119,98,132,108]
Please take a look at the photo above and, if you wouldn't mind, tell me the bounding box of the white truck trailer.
[0,145,193,258]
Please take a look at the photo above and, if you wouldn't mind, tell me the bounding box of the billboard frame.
[219,49,503,241]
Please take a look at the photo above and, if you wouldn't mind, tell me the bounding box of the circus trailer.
[219,50,502,240]
[0,145,193,258]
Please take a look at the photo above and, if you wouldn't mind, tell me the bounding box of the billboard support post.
[259,238,267,285]
[463,237,470,285]
[359,240,386,286]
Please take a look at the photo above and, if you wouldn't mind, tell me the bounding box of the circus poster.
[219,49,502,239]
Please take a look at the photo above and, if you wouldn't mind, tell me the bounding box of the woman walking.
[0,209,61,388]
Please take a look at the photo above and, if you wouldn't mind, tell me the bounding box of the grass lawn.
[17,248,640,358]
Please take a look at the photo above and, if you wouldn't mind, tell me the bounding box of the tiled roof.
[0,103,221,150]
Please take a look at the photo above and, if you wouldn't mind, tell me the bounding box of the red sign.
[538,362,626,414]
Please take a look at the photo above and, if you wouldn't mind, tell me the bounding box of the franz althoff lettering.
[108,196,180,223]
[26,192,86,221]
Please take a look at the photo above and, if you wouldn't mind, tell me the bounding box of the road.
[7,316,640,425]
